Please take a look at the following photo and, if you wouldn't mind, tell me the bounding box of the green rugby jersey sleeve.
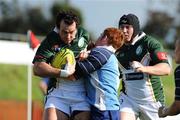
[147,36,169,65]
[32,32,57,63]
[77,26,90,47]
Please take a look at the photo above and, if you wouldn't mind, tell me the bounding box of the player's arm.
[33,62,61,78]
[133,39,171,75]
[166,101,180,116]
[34,61,75,78]
[133,62,171,76]
[158,101,180,117]
[74,48,112,79]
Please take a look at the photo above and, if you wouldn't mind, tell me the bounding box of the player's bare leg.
[70,111,90,120]
[120,112,136,120]
[43,108,69,120]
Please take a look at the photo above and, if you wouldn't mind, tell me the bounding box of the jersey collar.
[131,32,146,45]
[96,45,116,53]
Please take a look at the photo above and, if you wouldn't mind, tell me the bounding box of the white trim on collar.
[53,27,59,33]
[131,32,146,45]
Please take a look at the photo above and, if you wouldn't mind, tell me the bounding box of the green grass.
[162,61,178,106]
[0,62,177,106]
[0,63,43,101]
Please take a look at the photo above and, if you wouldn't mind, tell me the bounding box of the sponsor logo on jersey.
[136,45,143,55]
[125,73,144,80]
[157,52,168,60]
[78,37,85,48]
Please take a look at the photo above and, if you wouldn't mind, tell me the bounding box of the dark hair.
[118,14,140,38]
[104,27,125,49]
[56,10,80,29]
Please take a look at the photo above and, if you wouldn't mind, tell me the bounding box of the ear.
[101,35,107,41]
[101,35,108,45]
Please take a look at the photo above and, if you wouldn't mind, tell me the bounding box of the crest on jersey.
[78,37,85,48]
[136,45,143,55]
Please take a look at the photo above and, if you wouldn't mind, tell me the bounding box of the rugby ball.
[51,48,75,69]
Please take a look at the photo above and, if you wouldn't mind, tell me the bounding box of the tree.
[50,2,84,26]
[25,7,52,35]
[143,11,173,40]
[0,1,84,36]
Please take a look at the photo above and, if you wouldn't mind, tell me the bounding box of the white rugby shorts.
[45,90,90,115]
[119,92,162,120]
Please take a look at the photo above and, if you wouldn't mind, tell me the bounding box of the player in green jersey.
[33,10,90,120]
[116,13,171,120]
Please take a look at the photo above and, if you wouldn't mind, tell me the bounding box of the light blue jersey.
[75,46,120,110]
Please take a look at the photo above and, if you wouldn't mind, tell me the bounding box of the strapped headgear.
[119,14,140,38]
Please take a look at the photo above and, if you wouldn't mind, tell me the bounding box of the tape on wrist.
[60,69,69,77]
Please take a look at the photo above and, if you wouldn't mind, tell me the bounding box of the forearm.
[33,62,60,78]
[159,101,180,117]
[166,101,180,116]
[137,63,171,76]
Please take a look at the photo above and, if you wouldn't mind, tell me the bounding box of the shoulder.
[85,47,113,68]
[91,47,112,55]
[141,35,164,52]
[144,35,162,46]
[90,47,113,61]
[46,31,59,40]
[77,26,88,33]
[42,31,60,45]
[76,26,89,40]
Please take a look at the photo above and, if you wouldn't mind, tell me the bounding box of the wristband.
[60,69,69,77]
[131,62,142,69]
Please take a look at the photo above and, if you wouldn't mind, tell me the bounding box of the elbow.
[165,66,172,75]
[161,63,172,76]
[33,62,43,77]
[33,70,39,76]
[33,66,40,76]
[166,68,172,75]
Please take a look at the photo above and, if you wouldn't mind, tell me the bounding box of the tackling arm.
[74,48,112,79]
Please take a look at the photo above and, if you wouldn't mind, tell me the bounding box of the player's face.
[59,20,77,44]
[119,24,134,43]
[175,40,180,64]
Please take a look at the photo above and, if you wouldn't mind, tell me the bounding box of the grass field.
[0,63,43,101]
[0,62,177,106]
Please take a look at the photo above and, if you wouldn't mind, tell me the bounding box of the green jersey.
[33,27,89,63]
[32,27,90,92]
[116,32,169,104]
[33,26,90,63]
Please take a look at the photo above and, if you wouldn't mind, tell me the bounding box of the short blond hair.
[103,27,125,49]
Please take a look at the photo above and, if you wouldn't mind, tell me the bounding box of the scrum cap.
[119,14,140,38]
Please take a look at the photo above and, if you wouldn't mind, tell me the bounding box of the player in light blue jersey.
[69,27,125,120]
